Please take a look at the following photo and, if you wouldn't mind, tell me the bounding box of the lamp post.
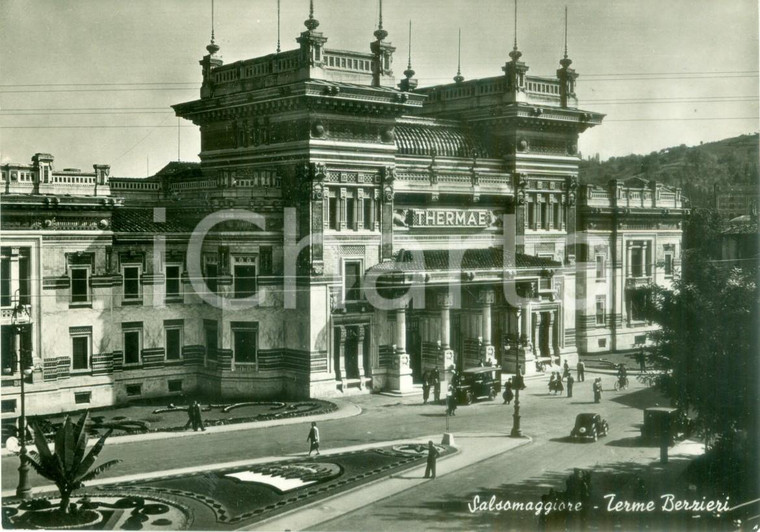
[10,291,32,499]
[510,337,523,438]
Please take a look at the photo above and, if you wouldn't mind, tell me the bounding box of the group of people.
[184,400,206,432]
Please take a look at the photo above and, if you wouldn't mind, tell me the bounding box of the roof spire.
[206,0,220,55]
[374,0,388,41]
[560,5,572,68]
[509,0,521,61]
[276,0,281,53]
[406,20,414,72]
[304,0,319,31]
[454,28,464,83]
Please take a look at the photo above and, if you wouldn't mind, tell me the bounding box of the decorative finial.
[277,0,281,53]
[509,0,522,61]
[560,5,572,68]
[404,20,415,77]
[454,28,464,83]
[374,0,388,41]
[206,0,220,55]
[304,0,319,31]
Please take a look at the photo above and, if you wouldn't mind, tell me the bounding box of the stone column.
[436,292,455,378]
[389,302,414,393]
[339,187,347,231]
[356,325,366,388]
[642,242,649,277]
[626,241,633,278]
[547,310,557,362]
[9,248,20,297]
[531,311,539,353]
[336,325,347,382]
[479,289,495,364]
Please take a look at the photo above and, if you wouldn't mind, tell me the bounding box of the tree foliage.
[645,207,759,446]
[23,411,121,514]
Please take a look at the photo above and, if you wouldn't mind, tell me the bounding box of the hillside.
[579,133,759,207]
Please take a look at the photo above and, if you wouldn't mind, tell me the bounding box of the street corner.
[15,443,455,530]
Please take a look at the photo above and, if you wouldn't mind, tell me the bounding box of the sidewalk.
[1,398,361,457]
[245,432,532,532]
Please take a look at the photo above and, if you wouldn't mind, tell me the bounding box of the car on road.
[570,413,609,442]
[454,367,502,405]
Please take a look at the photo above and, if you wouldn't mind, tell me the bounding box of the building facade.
[1,7,684,417]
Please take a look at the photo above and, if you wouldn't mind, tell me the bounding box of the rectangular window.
[527,203,535,229]
[595,296,606,326]
[234,264,257,298]
[540,203,548,230]
[165,323,183,361]
[205,320,218,360]
[123,326,142,365]
[363,198,373,229]
[344,261,362,302]
[553,203,561,229]
[598,338,607,349]
[123,266,140,300]
[595,255,605,279]
[168,379,183,393]
[165,265,181,300]
[1,399,17,413]
[346,198,356,230]
[125,384,142,397]
[74,391,91,404]
[70,268,89,303]
[631,248,643,277]
[328,197,338,229]
[0,254,10,307]
[664,254,673,276]
[71,335,90,371]
[539,277,552,291]
[18,251,30,306]
[233,323,258,364]
[205,263,218,295]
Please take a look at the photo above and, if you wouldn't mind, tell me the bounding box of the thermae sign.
[396,209,499,228]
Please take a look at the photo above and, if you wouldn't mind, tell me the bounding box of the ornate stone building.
[0,5,683,416]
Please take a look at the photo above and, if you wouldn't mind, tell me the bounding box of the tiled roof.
[370,247,561,272]
[112,209,196,233]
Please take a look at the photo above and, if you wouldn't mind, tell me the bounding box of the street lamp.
[9,291,32,499]
[510,335,524,438]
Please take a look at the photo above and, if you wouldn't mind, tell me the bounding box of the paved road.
[2,372,663,507]
[309,376,690,531]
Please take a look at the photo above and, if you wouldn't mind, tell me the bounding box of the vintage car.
[454,367,502,405]
[570,413,609,442]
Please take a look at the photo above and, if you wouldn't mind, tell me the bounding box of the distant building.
[1,5,682,416]
[714,183,759,220]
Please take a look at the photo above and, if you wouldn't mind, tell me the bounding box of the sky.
[1,0,758,177]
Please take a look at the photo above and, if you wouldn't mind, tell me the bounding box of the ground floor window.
[123,324,142,365]
[232,322,258,364]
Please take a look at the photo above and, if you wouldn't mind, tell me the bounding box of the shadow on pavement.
[376,454,728,532]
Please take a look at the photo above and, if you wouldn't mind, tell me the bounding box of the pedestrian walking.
[424,440,440,479]
[306,421,320,456]
[422,371,430,405]
[566,373,574,398]
[556,374,564,395]
[577,360,585,382]
[563,360,570,379]
[637,349,646,373]
[593,378,602,403]
[502,378,514,404]
[446,385,457,416]
[184,402,195,431]
[549,372,558,394]
[432,368,441,404]
[192,401,206,431]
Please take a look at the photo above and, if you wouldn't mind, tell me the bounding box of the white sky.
[1,0,757,177]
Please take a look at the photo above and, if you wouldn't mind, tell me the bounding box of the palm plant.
[23,411,121,514]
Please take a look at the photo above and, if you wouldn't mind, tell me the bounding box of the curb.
[246,433,533,532]
[1,400,361,458]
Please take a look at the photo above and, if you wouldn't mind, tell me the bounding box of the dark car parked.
[454,367,502,405]
[570,413,609,442]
